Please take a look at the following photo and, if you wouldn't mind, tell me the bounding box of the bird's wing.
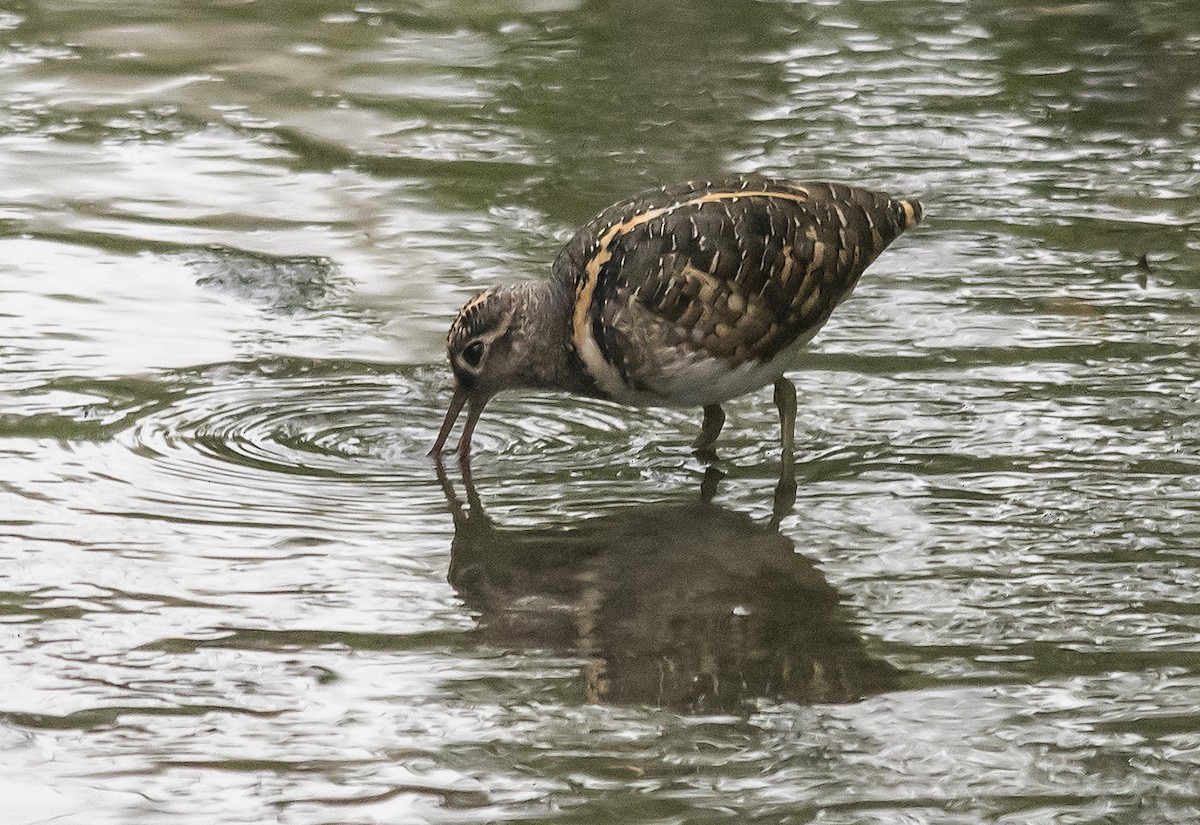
[553,178,921,393]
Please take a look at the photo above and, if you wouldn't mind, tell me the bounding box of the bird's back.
[552,177,922,405]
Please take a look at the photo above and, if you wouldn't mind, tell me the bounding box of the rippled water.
[3,1,1200,822]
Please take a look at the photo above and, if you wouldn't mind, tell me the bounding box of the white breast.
[610,331,818,409]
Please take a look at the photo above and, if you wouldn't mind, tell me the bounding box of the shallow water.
[3,1,1200,822]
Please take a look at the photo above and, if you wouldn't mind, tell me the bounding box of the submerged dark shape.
[188,246,340,314]
[438,465,899,711]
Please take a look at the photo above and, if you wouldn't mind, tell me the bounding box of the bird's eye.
[461,340,486,368]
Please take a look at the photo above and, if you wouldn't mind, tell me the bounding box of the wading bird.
[431,176,922,476]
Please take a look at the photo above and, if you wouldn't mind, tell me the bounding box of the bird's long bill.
[429,386,468,457]
[428,386,490,461]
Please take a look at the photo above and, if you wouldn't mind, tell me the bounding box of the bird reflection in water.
[437,463,898,711]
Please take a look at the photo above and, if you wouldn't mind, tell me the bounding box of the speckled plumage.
[431,176,922,464]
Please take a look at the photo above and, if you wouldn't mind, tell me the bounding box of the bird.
[430,176,922,474]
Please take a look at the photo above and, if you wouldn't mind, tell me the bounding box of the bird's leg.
[773,378,798,516]
[773,378,797,469]
[692,403,726,460]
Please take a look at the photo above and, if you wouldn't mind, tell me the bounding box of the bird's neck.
[509,280,597,395]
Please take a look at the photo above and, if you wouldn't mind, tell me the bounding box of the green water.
[3,1,1200,822]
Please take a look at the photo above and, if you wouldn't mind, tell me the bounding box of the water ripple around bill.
[29,356,700,531]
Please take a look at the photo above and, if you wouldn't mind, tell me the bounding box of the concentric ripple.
[128,361,428,483]
[82,359,442,531]
[74,357,702,529]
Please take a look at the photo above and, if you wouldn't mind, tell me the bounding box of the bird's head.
[429,286,531,460]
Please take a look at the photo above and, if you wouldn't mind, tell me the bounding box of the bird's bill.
[429,386,468,457]
[428,386,489,461]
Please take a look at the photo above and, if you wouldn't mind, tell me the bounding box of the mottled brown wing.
[566,180,919,386]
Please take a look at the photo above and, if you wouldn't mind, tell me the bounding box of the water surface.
[3,1,1200,822]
